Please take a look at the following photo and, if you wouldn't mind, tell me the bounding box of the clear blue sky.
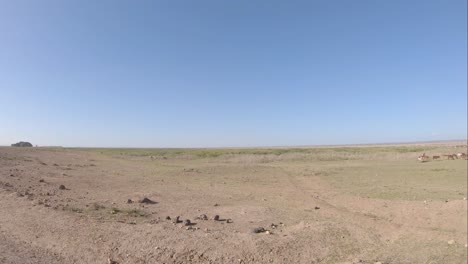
[1,0,466,147]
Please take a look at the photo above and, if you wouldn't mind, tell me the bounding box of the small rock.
[374,262,382,264]
[107,258,118,264]
[127,199,133,204]
[58,185,66,190]
[138,197,156,204]
[226,218,233,223]
[265,231,271,235]
[166,216,171,220]
[448,240,455,245]
[352,258,362,263]
[214,203,219,206]
[252,227,266,233]
[464,243,467,248]
[213,215,220,221]
[314,206,320,210]
[196,214,208,220]
[184,219,191,226]
[173,216,182,224]
[39,179,45,183]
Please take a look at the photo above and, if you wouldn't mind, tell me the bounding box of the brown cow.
[432,155,440,160]
[442,154,455,160]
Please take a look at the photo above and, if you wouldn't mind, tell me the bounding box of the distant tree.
[11,141,33,147]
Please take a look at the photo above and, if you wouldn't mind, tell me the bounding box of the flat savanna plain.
[0,142,467,264]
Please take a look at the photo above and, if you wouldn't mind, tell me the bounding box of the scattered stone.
[173,216,182,224]
[265,231,271,234]
[166,216,171,220]
[214,203,219,206]
[252,227,266,233]
[270,223,278,229]
[352,258,363,263]
[39,179,44,183]
[107,258,118,264]
[196,214,208,220]
[127,199,133,204]
[9,174,14,177]
[226,218,233,223]
[213,215,220,221]
[448,240,455,245]
[314,206,320,210]
[184,219,191,226]
[138,197,156,204]
[58,185,66,190]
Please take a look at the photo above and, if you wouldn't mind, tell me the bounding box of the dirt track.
[0,146,466,263]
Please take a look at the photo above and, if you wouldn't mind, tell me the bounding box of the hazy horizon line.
[2,139,466,149]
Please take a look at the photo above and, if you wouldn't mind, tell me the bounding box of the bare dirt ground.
[0,143,467,264]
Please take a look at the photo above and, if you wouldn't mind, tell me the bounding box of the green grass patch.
[320,160,467,201]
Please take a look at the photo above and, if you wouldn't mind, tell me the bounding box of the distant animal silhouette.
[418,153,429,162]
[442,154,455,160]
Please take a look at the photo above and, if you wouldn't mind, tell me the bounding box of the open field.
[0,142,467,264]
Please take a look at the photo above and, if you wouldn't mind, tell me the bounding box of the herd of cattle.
[418,152,467,162]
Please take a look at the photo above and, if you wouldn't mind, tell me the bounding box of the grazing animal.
[432,155,440,160]
[418,153,430,162]
[443,154,455,160]
[456,153,467,159]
